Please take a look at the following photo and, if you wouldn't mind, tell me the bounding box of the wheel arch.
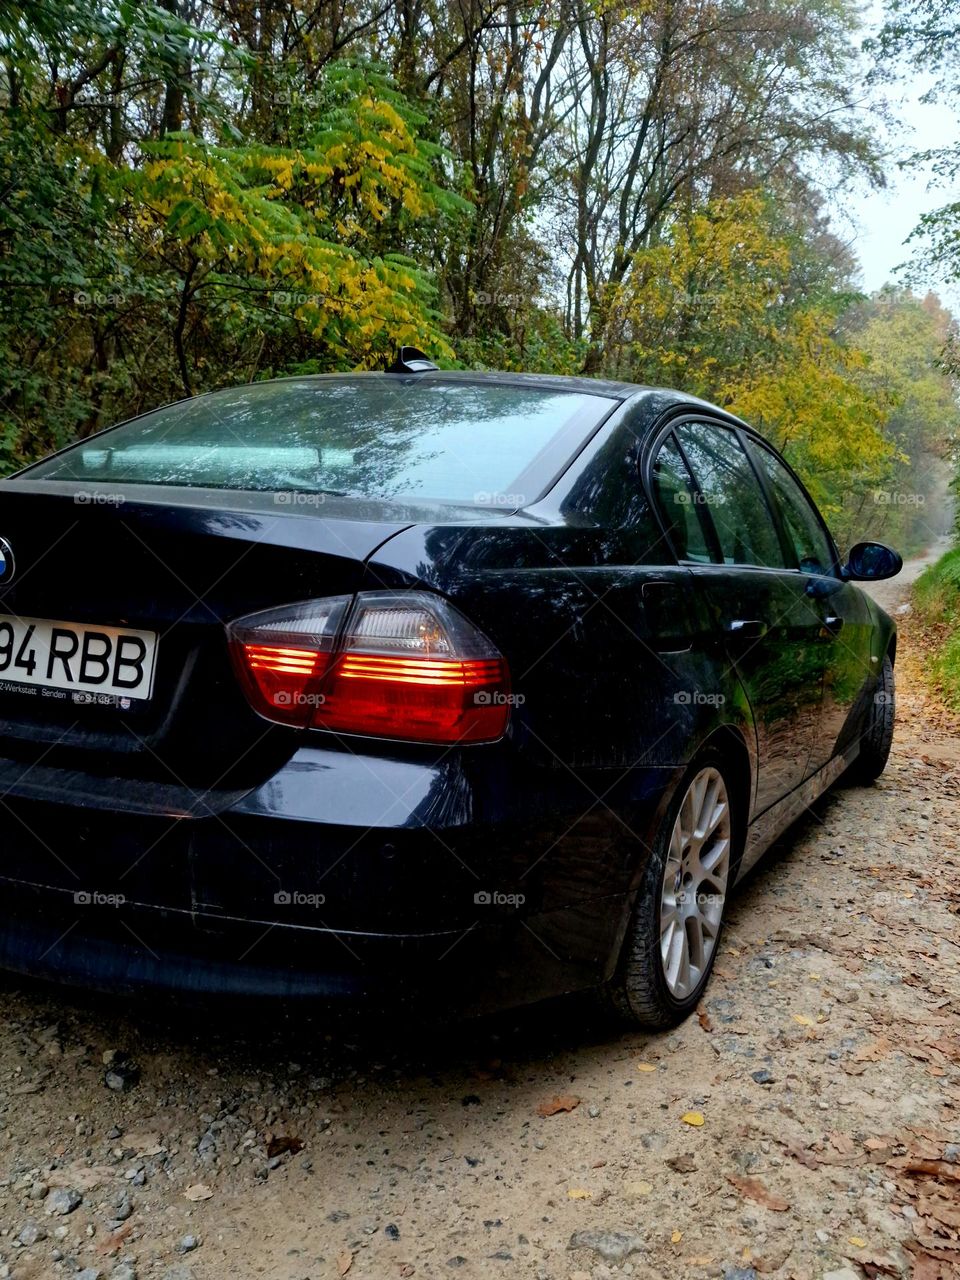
[698,725,752,871]
[608,725,753,974]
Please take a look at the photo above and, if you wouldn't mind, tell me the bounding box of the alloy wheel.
[659,766,732,1000]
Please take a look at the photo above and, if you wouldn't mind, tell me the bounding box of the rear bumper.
[0,886,627,1012]
[0,742,680,1011]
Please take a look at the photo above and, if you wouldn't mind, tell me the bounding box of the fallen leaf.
[399,1268,415,1279]
[696,1003,713,1033]
[184,1183,214,1202]
[680,1111,704,1127]
[842,1060,869,1076]
[784,1144,818,1170]
[917,1193,960,1230]
[636,1062,657,1072]
[623,1180,653,1196]
[792,1014,813,1027]
[671,1229,683,1243]
[829,1131,855,1156]
[667,1154,697,1173]
[536,1094,580,1117]
[95,1221,133,1255]
[337,1251,353,1276]
[567,1188,593,1199]
[889,1158,960,1182]
[727,1175,790,1212]
[48,1164,114,1192]
[118,1130,164,1155]
[265,1133,304,1159]
[849,1236,868,1247]
[854,1037,891,1062]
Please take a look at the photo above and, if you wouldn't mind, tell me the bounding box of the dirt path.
[1,553,959,1280]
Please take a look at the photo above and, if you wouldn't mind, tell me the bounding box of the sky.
[832,3,960,309]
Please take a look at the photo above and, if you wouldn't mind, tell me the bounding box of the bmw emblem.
[0,537,15,586]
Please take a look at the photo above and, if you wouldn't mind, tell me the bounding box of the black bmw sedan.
[0,363,900,1026]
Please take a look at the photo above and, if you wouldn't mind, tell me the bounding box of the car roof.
[263,368,744,417]
[254,368,642,399]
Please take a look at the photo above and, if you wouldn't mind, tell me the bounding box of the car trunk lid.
[0,481,417,790]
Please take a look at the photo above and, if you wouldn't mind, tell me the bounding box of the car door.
[654,419,827,815]
[746,437,876,772]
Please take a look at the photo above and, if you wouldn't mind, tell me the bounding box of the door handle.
[725,619,768,640]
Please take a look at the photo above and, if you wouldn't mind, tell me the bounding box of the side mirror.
[843,541,903,582]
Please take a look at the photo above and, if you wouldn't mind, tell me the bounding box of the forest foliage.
[1,0,958,552]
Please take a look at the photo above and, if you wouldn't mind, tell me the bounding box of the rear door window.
[675,422,788,570]
[750,442,836,576]
[651,434,713,563]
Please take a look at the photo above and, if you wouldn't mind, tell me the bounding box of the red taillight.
[227,593,511,744]
[228,597,349,728]
[316,653,508,742]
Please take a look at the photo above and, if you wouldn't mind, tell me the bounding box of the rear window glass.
[27,379,615,505]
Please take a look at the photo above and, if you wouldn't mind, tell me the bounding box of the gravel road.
[1,550,958,1280]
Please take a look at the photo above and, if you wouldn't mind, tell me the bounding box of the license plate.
[0,614,158,702]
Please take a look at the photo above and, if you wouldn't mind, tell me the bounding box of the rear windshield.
[26,378,615,505]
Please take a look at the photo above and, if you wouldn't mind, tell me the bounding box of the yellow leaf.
[792,1014,813,1026]
[636,1062,657,1072]
[624,1180,653,1196]
[568,1188,593,1200]
[849,1236,867,1247]
[681,1111,704,1127]
[671,1229,683,1243]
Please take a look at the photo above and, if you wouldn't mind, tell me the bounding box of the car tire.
[846,653,895,784]
[603,750,741,1029]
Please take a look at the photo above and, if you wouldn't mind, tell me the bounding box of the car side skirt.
[736,747,853,882]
